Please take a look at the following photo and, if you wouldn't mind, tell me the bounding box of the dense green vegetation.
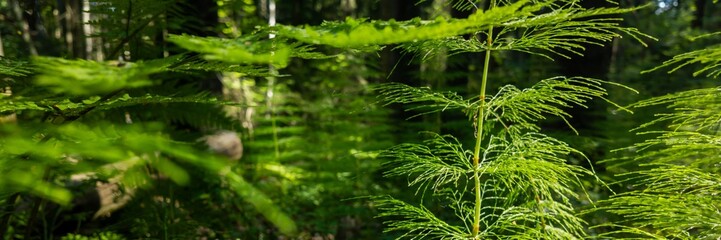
[0,0,719,239]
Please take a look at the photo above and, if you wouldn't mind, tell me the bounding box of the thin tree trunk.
[10,0,38,55]
[68,0,86,59]
[608,38,619,75]
[341,0,357,17]
[266,0,280,158]
[0,194,20,239]
[379,0,398,83]
[692,0,706,28]
[83,0,95,60]
[420,0,449,133]
[0,32,4,56]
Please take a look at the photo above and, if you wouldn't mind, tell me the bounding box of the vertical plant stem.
[267,0,280,159]
[0,193,20,238]
[24,171,51,239]
[472,1,495,237]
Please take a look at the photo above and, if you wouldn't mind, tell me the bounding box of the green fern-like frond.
[400,2,653,60]
[632,87,721,131]
[480,201,585,239]
[225,170,298,235]
[0,91,239,115]
[277,0,536,48]
[0,122,297,235]
[600,35,721,237]
[600,165,721,239]
[168,34,292,68]
[88,0,176,36]
[607,87,721,168]
[166,54,283,77]
[618,164,721,196]
[375,83,474,119]
[0,57,33,77]
[487,77,635,134]
[600,95,721,238]
[374,196,469,239]
[0,97,49,113]
[382,133,472,194]
[639,30,720,82]
[482,132,592,204]
[378,130,596,238]
[32,56,176,95]
[642,44,721,78]
[60,231,127,240]
[98,92,239,110]
[621,131,721,168]
[287,42,337,59]
[492,5,652,59]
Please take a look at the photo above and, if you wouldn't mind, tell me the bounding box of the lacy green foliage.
[491,6,651,58]
[169,57,284,77]
[482,132,592,203]
[475,194,586,239]
[168,35,332,69]
[401,3,653,60]
[376,92,597,239]
[0,92,237,115]
[375,183,586,239]
[368,0,645,238]
[225,170,298,235]
[382,133,471,194]
[599,165,721,238]
[376,83,474,119]
[642,34,721,77]
[601,166,721,239]
[228,51,394,235]
[378,77,635,133]
[61,232,126,240]
[374,196,468,239]
[487,77,636,133]
[632,87,721,131]
[169,34,292,68]
[277,0,534,48]
[628,131,721,168]
[0,57,32,77]
[94,92,240,110]
[599,89,721,237]
[33,56,174,95]
[376,131,592,239]
[0,122,297,235]
[0,52,298,236]
[599,30,721,238]
[171,40,393,235]
[0,123,200,204]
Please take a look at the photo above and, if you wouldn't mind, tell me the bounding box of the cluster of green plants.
[0,0,719,239]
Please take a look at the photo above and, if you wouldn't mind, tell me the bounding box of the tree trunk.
[420,0,450,133]
[9,0,38,55]
[66,0,86,59]
[692,0,706,28]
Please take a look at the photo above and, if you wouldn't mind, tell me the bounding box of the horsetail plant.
[598,26,721,239]
[277,0,651,238]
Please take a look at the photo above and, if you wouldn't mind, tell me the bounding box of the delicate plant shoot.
[275,0,650,238]
[599,25,721,239]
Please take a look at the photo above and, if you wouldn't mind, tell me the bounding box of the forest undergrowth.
[0,0,720,239]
